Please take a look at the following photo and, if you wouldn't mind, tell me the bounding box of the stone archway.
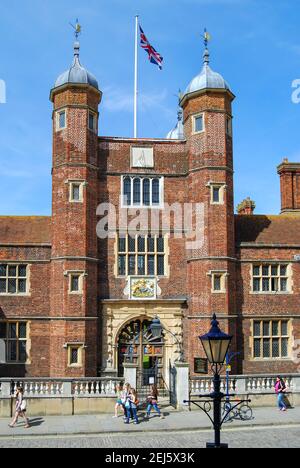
[117,318,165,379]
[100,299,186,384]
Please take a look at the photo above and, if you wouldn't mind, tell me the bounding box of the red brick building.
[1,40,300,380]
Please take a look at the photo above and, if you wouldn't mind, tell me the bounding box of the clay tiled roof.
[0,217,51,245]
[235,215,300,246]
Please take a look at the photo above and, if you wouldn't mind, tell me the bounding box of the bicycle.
[222,400,253,423]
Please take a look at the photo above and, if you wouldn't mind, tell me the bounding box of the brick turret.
[180,41,237,372]
[49,42,102,377]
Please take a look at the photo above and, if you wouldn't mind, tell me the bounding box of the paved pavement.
[0,425,299,448]
[0,406,299,439]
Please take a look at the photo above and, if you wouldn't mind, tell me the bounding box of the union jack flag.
[140,26,163,70]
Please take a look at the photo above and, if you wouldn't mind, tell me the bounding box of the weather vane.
[203,28,211,48]
[70,18,82,40]
[174,89,183,105]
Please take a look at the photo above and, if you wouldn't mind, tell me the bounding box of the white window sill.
[121,204,164,210]
[250,358,291,362]
[250,292,292,295]
[4,362,29,365]
[117,276,166,279]
[0,293,30,297]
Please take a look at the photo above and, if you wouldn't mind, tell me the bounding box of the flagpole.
[134,15,139,139]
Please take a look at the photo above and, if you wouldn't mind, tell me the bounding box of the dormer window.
[193,114,204,134]
[56,110,66,131]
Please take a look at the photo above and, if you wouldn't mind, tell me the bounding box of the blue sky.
[0,0,300,215]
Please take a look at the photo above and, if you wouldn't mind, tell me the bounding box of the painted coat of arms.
[130,278,156,300]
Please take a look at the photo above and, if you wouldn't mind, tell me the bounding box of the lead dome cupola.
[54,42,99,90]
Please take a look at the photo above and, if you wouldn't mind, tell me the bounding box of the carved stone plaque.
[130,277,157,300]
[131,147,154,168]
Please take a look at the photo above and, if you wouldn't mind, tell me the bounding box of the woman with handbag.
[146,385,165,419]
[275,376,288,412]
[9,386,30,428]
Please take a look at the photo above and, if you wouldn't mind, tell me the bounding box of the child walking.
[9,387,30,429]
[124,388,139,425]
[146,385,165,419]
[113,384,124,418]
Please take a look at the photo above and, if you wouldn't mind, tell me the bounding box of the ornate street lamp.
[199,314,232,449]
[184,314,251,449]
[200,314,232,367]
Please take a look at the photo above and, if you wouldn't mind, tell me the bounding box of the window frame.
[56,109,67,131]
[251,264,291,294]
[67,344,84,368]
[193,113,205,135]
[0,264,29,296]
[251,319,291,361]
[88,111,97,133]
[226,116,233,137]
[65,271,86,295]
[121,176,164,209]
[116,234,169,278]
[68,180,85,203]
[208,270,228,294]
[0,321,28,364]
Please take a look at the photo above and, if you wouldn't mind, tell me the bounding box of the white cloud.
[102,86,173,118]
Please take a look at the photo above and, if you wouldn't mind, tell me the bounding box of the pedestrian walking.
[145,385,165,419]
[9,386,30,428]
[113,383,124,418]
[121,383,132,420]
[124,388,139,425]
[275,376,288,412]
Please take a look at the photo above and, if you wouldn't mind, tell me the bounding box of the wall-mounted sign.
[130,277,157,300]
[194,358,208,375]
[131,147,154,168]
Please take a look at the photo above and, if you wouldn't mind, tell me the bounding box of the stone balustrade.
[190,374,300,396]
[190,377,237,395]
[0,378,122,398]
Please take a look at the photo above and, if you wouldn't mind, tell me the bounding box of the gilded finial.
[70,18,82,40]
[204,28,211,48]
[203,28,211,65]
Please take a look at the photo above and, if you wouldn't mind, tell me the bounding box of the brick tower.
[180,40,237,371]
[49,40,102,377]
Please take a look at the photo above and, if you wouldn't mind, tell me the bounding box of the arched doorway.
[117,318,164,386]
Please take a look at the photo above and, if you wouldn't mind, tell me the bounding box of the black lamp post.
[199,314,232,449]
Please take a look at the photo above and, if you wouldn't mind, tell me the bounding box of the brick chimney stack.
[277,159,300,214]
[237,197,256,215]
